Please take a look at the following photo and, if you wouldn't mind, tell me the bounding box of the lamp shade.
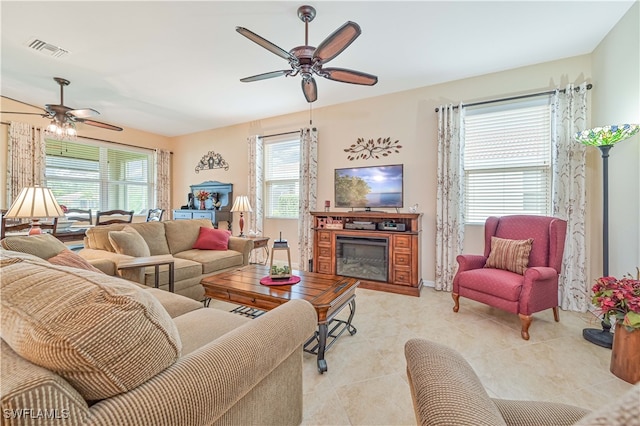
[230,196,253,213]
[5,186,65,219]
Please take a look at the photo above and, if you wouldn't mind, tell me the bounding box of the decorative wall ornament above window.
[195,151,229,173]
[344,137,402,160]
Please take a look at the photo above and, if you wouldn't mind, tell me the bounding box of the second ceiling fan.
[236,5,378,103]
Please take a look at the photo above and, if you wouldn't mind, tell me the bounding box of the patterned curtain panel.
[552,83,588,312]
[248,135,266,263]
[154,149,171,218]
[7,122,45,205]
[435,105,464,291]
[298,127,318,271]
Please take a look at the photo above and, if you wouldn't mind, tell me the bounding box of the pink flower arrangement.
[195,190,210,201]
[592,271,640,331]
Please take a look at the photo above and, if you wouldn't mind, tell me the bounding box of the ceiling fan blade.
[322,68,378,86]
[302,77,317,103]
[236,27,296,62]
[67,108,99,119]
[240,70,292,83]
[313,21,361,64]
[0,111,48,117]
[75,118,123,131]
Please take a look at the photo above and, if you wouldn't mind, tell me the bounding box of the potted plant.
[591,270,640,383]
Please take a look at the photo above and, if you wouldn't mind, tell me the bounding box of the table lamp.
[4,186,65,235]
[230,195,252,237]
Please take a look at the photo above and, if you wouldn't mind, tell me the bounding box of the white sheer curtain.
[154,149,171,218]
[7,122,45,205]
[298,127,318,271]
[248,135,266,262]
[552,83,588,311]
[435,104,464,291]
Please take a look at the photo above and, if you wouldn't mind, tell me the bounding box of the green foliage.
[272,194,298,218]
[335,175,370,207]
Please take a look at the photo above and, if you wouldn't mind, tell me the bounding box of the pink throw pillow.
[192,227,231,251]
[48,249,104,274]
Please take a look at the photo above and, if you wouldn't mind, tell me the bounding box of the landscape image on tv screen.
[335,164,403,208]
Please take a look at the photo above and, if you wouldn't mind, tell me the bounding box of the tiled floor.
[297,287,634,425]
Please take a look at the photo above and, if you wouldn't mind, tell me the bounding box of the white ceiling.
[1,1,635,137]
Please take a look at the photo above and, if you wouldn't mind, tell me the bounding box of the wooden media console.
[311,212,422,296]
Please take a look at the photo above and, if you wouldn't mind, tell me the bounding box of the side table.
[247,236,270,264]
[117,254,175,293]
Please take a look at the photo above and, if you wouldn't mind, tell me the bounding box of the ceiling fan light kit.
[236,5,378,103]
[1,77,123,137]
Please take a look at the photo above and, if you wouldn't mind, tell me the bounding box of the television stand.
[311,211,423,297]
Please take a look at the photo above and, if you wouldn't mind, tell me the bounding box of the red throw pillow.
[192,227,231,251]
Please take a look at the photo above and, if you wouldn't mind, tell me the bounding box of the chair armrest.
[88,299,317,425]
[492,398,589,426]
[523,266,557,281]
[228,236,254,265]
[405,338,506,426]
[456,254,487,272]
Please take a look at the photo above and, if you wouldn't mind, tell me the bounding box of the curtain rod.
[1,121,172,154]
[260,130,301,139]
[434,83,593,112]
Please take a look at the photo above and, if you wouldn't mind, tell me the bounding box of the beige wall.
[0,97,172,209]
[171,55,592,280]
[591,2,640,279]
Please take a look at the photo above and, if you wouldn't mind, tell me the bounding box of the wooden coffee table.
[201,264,359,373]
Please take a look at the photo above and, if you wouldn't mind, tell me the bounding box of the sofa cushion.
[108,226,151,257]
[193,227,231,251]
[174,308,250,355]
[484,237,533,275]
[175,249,244,274]
[84,223,127,252]
[0,256,181,401]
[129,221,171,255]
[142,257,203,286]
[164,219,214,254]
[48,249,104,273]
[0,233,66,259]
[145,288,203,318]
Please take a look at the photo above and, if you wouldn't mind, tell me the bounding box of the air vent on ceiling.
[25,38,70,58]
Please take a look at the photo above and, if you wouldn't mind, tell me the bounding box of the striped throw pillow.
[484,237,533,275]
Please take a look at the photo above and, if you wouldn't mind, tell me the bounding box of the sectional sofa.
[1,248,317,425]
[76,218,254,300]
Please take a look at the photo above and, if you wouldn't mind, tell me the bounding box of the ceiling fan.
[236,5,378,103]
[1,77,123,135]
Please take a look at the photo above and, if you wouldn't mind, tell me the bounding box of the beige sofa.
[1,249,317,425]
[405,338,640,426]
[77,218,254,301]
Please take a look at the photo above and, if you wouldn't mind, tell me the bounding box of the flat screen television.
[334,164,403,209]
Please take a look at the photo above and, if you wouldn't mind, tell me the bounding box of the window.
[463,99,552,224]
[264,137,300,218]
[44,138,153,213]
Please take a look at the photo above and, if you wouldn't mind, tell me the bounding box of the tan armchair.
[404,338,639,426]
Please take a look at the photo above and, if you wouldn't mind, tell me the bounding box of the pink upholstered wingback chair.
[453,215,567,340]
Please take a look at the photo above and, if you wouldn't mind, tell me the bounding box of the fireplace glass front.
[336,235,388,282]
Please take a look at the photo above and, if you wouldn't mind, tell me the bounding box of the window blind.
[464,103,551,223]
[44,138,152,213]
[264,138,300,218]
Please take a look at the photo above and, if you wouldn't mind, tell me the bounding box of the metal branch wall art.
[344,137,402,160]
[195,151,229,173]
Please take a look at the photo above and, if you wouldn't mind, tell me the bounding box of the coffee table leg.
[317,323,328,374]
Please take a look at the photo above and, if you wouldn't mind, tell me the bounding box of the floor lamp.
[576,124,640,348]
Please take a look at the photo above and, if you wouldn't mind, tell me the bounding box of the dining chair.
[65,208,93,225]
[95,210,134,225]
[146,208,164,222]
[452,215,567,340]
